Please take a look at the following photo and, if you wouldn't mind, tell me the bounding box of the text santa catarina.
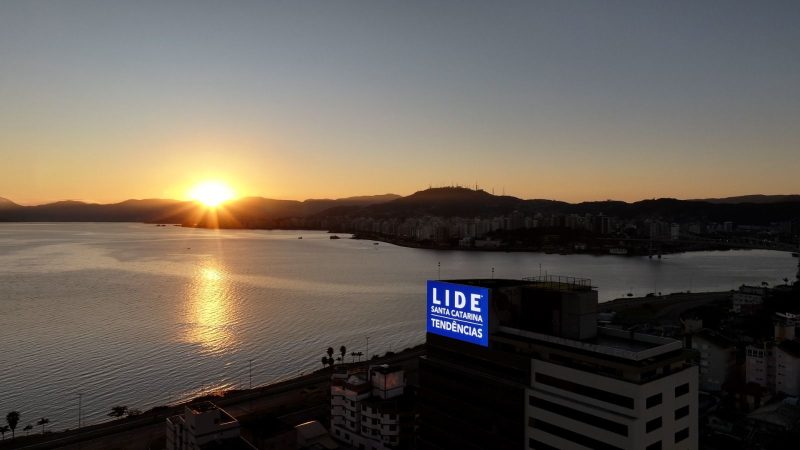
[426,280,489,347]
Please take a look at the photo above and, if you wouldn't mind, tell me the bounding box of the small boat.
[298,236,303,239]
[373,242,379,245]
[330,235,340,240]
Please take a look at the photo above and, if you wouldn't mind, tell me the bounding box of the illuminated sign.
[426,280,489,347]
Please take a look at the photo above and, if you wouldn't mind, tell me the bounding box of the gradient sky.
[1,1,799,204]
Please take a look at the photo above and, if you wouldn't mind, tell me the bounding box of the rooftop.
[499,326,683,362]
[371,364,403,375]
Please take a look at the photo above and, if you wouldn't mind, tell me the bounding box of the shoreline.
[0,345,425,450]
[347,232,753,257]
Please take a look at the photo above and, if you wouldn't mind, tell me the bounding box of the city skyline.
[2,1,799,204]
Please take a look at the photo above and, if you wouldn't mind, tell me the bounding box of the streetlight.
[77,392,83,429]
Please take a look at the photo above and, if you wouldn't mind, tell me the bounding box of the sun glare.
[189,181,236,207]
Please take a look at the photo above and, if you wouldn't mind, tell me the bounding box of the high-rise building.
[418,277,698,450]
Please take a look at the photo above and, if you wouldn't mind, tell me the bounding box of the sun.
[188,181,236,207]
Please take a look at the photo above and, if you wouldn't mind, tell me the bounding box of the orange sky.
[2,2,799,205]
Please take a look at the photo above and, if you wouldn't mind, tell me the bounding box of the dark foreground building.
[418,277,698,450]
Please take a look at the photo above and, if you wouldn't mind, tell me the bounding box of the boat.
[330,235,340,240]
[298,236,303,239]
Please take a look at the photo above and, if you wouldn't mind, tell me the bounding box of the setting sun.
[188,181,236,207]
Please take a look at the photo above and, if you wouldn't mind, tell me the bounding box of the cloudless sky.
[1,1,799,204]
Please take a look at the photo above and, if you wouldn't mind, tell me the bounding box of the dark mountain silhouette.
[0,194,400,225]
[313,188,800,226]
[0,197,21,209]
[692,195,800,204]
[1,189,798,227]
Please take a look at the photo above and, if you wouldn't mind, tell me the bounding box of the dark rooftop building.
[418,277,698,450]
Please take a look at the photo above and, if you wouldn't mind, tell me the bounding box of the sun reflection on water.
[184,265,238,353]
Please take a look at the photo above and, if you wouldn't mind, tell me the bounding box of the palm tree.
[108,406,128,418]
[6,411,19,439]
[36,418,49,434]
[321,356,329,368]
[339,345,347,363]
[0,426,9,440]
[22,424,32,436]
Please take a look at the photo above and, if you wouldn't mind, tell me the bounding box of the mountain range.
[0,189,798,227]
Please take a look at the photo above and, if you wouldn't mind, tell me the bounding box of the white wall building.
[330,365,410,450]
[691,330,736,392]
[732,285,767,314]
[520,327,698,450]
[166,402,254,450]
[775,341,800,396]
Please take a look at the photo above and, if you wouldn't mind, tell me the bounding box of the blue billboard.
[426,280,489,347]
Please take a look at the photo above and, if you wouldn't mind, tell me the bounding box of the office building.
[418,277,698,450]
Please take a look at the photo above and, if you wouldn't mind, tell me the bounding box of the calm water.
[0,223,796,429]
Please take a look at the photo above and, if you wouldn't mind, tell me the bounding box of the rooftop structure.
[167,402,255,450]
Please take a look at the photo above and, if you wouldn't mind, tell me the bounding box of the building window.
[675,405,690,420]
[535,373,634,409]
[675,383,690,397]
[529,396,628,436]
[646,393,662,409]
[675,427,690,443]
[529,419,623,450]
[646,442,662,450]
[529,438,559,450]
[646,417,662,433]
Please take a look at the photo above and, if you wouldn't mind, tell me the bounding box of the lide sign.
[426,280,489,347]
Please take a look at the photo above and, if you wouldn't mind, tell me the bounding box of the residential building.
[418,277,698,450]
[330,365,413,450]
[732,285,767,314]
[746,342,776,390]
[775,340,800,396]
[691,330,736,392]
[166,401,256,450]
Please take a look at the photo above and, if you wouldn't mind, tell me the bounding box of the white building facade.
[521,328,698,450]
[330,365,409,450]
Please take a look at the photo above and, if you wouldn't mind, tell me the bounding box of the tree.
[0,426,8,440]
[22,424,32,436]
[6,411,19,439]
[108,406,128,418]
[126,409,142,417]
[36,418,49,434]
[321,356,329,368]
[339,345,347,363]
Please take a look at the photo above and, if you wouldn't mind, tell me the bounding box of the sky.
[1,1,799,205]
